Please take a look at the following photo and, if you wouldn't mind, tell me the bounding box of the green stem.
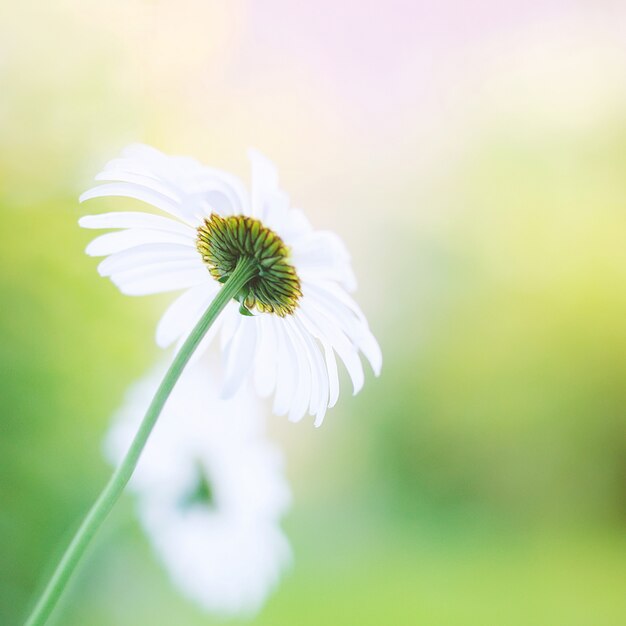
[25,257,257,626]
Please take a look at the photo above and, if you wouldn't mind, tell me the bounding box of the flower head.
[106,359,291,617]
[81,144,381,425]
[197,213,302,316]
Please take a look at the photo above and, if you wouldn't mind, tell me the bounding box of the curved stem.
[25,257,257,626]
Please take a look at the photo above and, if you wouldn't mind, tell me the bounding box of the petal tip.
[154,332,173,350]
[314,411,326,428]
[84,241,99,256]
[78,214,97,228]
[78,190,93,204]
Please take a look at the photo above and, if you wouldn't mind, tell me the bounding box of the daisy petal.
[156,283,216,348]
[293,316,329,424]
[248,149,279,220]
[282,318,311,423]
[85,229,195,257]
[112,266,207,296]
[322,340,340,408]
[222,319,258,398]
[80,183,186,220]
[305,283,382,375]
[253,317,277,398]
[272,318,297,416]
[95,168,182,202]
[79,212,195,237]
[292,232,357,291]
[299,303,365,396]
[98,244,199,277]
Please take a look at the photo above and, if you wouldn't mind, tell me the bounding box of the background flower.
[106,359,292,617]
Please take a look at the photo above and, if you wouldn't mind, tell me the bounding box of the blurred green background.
[1,2,625,625]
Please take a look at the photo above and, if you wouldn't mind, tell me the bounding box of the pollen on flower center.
[197,213,302,316]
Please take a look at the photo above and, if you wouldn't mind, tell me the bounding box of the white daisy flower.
[80,144,381,425]
[106,359,291,617]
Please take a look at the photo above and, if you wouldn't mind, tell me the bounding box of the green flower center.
[179,464,215,511]
[196,213,302,316]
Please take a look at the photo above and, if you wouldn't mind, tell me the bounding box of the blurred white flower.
[80,144,381,425]
[105,359,291,617]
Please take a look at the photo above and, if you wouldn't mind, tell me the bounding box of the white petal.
[183,171,250,218]
[171,155,249,200]
[95,168,183,202]
[85,229,195,256]
[253,316,277,398]
[282,318,311,423]
[293,309,339,410]
[97,244,199,277]
[111,259,201,284]
[80,182,190,222]
[248,149,279,219]
[305,283,382,376]
[292,232,357,292]
[293,315,329,424]
[298,302,364,395]
[79,211,195,237]
[352,324,382,377]
[271,319,297,416]
[220,305,244,352]
[284,208,311,236]
[121,142,169,162]
[156,283,216,348]
[119,145,192,187]
[308,281,378,331]
[322,339,340,408]
[112,266,207,296]
[222,319,258,398]
[262,190,290,237]
[321,297,381,376]
[100,146,250,222]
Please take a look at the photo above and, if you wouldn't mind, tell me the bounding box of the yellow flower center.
[197,213,302,316]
